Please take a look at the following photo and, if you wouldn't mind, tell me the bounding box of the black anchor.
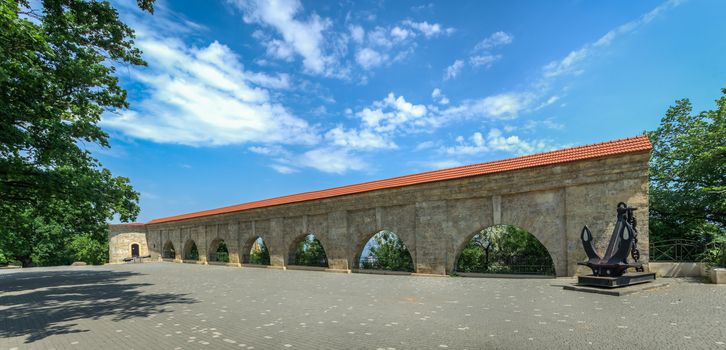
[578,202,643,277]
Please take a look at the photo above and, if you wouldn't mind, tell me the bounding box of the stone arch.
[452,224,556,276]
[353,230,415,271]
[288,233,329,267]
[162,240,175,259]
[183,239,199,261]
[241,236,271,265]
[208,238,229,262]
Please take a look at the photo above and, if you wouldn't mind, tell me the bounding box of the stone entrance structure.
[109,136,652,277]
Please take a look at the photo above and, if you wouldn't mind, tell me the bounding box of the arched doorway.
[356,230,414,272]
[183,240,199,261]
[130,243,140,258]
[289,234,328,267]
[455,225,555,276]
[208,239,229,263]
[243,236,270,265]
[162,241,175,259]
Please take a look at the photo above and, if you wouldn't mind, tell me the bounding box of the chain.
[628,211,644,272]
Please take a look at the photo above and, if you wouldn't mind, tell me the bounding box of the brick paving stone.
[1,263,725,349]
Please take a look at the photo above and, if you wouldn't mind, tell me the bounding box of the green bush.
[68,234,108,265]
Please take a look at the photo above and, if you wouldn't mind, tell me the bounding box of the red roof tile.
[146,135,651,225]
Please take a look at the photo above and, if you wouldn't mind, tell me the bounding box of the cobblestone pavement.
[1,263,725,350]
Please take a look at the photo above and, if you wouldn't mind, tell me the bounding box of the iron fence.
[649,239,725,263]
[649,239,706,262]
[456,256,555,275]
[359,256,415,272]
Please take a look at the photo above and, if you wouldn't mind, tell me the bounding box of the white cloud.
[349,24,365,43]
[325,126,397,150]
[230,0,333,75]
[440,93,533,120]
[403,20,454,38]
[469,54,502,68]
[299,148,366,174]
[431,88,449,105]
[543,0,682,79]
[270,164,298,174]
[390,26,412,41]
[350,20,452,70]
[355,47,387,69]
[442,129,554,156]
[473,31,514,51]
[358,93,431,133]
[103,38,319,146]
[444,59,465,80]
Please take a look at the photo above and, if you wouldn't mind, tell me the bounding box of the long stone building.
[109,135,652,277]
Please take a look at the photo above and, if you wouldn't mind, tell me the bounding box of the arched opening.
[162,241,175,259]
[356,230,414,272]
[130,243,140,258]
[289,234,328,267]
[208,239,229,263]
[183,240,199,261]
[455,225,555,276]
[243,236,270,265]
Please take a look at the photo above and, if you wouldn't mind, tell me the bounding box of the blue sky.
[98,0,726,222]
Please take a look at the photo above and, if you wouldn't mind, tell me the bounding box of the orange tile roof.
[145,135,651,225]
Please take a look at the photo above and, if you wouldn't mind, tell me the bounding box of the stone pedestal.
[711,268,726,284]
[577,272,656,288]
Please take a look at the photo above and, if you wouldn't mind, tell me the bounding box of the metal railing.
[456,256,555,275]
[359,256,414,272]
[649,239,706,262]
[649,239,725,263]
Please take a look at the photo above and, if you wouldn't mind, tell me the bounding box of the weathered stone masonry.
[109,137,651,277]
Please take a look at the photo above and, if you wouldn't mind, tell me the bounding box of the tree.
[294,235,327,267]
[215,241,229,263]
[249,238,270,265]
[456,226,554,274]
[362,231,414,272]
[0,0,153,266]
[648,89,726,246]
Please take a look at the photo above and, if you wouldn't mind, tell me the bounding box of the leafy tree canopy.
[0,0,152,266]
[456,225,554,275]
[249,238,270,265]
[648,89,726,244]
[294,235,328,267]
[362,230,414,272]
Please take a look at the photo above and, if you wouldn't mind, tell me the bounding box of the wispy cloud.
[229,0,334,75]
[103,38,319,147]
[542,0,682,79]
[442,129,557,156]
[445,31,513,79]
[443,59,465,80]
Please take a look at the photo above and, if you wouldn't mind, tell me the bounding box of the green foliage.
[456,225,554,275]
[162,242,175,259]
[215,241,229,263]
[648,88,725,266]
[186,242,199,261]
[361,231,414,272]
[0,0,153,266]
[294,235,328,267]
[249,238,270,265]
[68,234,108,265]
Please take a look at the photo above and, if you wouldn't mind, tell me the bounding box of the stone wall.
[108,225,150,263]
[109,151,650,276]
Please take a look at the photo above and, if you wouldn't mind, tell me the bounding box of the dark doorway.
[131,244,140,258]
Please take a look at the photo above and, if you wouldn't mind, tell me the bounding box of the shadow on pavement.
[0,269,196,343]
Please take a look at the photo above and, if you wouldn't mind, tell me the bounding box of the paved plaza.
[1,263,725,350]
